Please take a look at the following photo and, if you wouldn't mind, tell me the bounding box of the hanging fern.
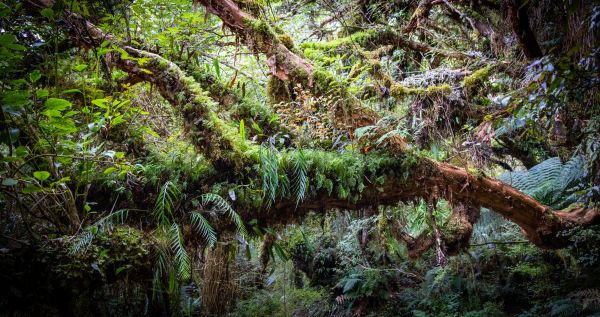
[69,230,94,254]
[154,181,181,226]
[260,145,280,206]
[169,223,191,280]
[291,149,308,206]
[201,193,248,237]
[190,211,217,246]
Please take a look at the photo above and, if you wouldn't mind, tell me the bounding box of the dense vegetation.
[0,0,599,316]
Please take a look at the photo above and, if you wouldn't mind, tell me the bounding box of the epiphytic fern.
[169,223,191,280]
[291,149,308,206]
[260,145,281,206]
[154,181,181,226]
[190,211,217,247]
[201,193,248,237]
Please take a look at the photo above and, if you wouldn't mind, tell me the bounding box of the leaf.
[0,34,16,45]
[29,70,41,83]
[22,185,42,193]
[343,278,360,293]
[44,98,71,111]
[40,8,54,18]
[73,64,87,72]
[115,266,128,275]
[1,178,18,186]
[239,119,245,139]
[36,89,49,98]
[213,58,221,79]
[33,171,50,181]
[190,212,217,246]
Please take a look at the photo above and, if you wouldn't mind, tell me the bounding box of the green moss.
[277,33,294,49]
[426,84,452,94]
[300,30,377,51]
[390,84,425,98]
[461,65,493,88]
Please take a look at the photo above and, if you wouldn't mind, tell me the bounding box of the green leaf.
[72,64,87,72]
[33,171,50,181]
[239,119,245,139]
[0,34,16,46]
[22,185,42,193]
[29,70,42,83]
[44,98,71,111]
[40,8,54,18]
[2,178,18,186]
[36,89,49,98]
[103,167,117,174]
[213,58,221,79]
[6,44,26,51]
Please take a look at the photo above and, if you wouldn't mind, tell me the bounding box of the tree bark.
[507,0,543,59]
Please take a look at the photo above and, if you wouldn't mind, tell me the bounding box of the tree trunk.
[507,0,543,59]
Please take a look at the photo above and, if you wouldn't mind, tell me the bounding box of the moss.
[266,75,290,104]
[243,17,279,48]
[300,30,377,51]
[461,65,493,88]
[390,84,425,98]
[426,84,452,94]
[277,33,294,49]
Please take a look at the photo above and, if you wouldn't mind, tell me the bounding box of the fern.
[91,209,130,232]
[201,193,248,237]
[69,230,94,254]
[190,211,217,246]
[291,150,308,205]
[169,223,191,280]
[498,155,586,208]
[260,145,280,206]
[154,181,181,226]
[69,209,131,254]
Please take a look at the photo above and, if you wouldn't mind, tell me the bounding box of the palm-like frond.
[201,193,248,237]
[69,230,94,254]
[91,209,130,232]
[154,181,181,226]
[169,223,190,280]
[190,212,217,246]
[291,150,308,206]
[260,145,280,206]
[69,209,131,254]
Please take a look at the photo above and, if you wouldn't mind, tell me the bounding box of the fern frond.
[260,145,280,206]
[91,209,130,232]
[201,193,248,237]
[169,223,190,280]
[69,230,94,254]
[291,150,308,206]
[190,212,217,246]
[154,181,181,226]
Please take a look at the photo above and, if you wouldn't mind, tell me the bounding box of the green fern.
[169,223,191,280]
[260,145,280,205]
[69,209,131,254]
[190,211,217,246]
[154,181,181,226]
[498,155,586,208]
[201,193,248,237]
[291,150,308,206]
